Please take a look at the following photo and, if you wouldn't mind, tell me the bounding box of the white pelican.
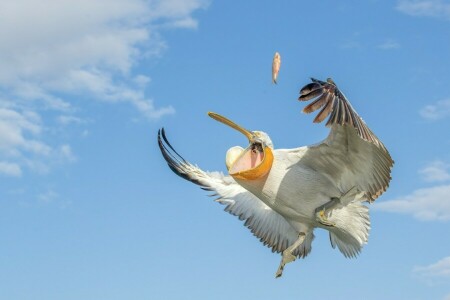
[158,78,393,277]
[272,52,281,84]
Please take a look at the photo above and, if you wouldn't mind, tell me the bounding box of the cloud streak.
[0,106,80,177]
[419,160,450,182]
[375,160,450,221]
[413,256,450,285]
[0,107,50,168]
[375,185,450,221]
[0,161,22,177]
[397,0,450,19]
[377,39,401,50]
[420,99,450,120]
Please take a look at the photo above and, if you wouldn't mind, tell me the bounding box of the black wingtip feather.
[158,128,184,176]
[300,78,374,136]
[161,128,187,163]
[158,128,205,186]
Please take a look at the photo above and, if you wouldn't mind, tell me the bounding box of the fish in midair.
[272,52,281,84]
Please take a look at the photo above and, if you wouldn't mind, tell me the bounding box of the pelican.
[158,78,393,277]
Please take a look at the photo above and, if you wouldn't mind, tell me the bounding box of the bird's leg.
[275,232,306,278]
[315,197,339,227]
[315,187,359,226]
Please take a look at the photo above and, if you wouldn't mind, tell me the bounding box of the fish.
[272,52,281,84]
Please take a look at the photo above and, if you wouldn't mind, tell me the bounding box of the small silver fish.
[272,52,281,84]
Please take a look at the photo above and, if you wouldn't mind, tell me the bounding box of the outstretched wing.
[158,129,312,257]
[297,78,394,202]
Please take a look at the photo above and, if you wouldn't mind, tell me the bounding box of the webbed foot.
[275,250,296,278]
[315,207,336,226]
[314,198,339,227]
[275,232,306,278]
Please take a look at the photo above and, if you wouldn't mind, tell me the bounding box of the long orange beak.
[208,112,253,141]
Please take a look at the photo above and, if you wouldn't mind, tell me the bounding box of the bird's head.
[208,112,274,181]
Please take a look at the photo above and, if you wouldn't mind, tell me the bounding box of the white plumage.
[158,78,393,277]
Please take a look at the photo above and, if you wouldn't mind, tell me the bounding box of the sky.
[1,0,450,299]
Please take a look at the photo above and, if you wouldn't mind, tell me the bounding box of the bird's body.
[236,148,336,225]
[158,78,393,277]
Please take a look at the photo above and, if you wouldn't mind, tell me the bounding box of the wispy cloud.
[375,161,450,221]
[413,256,450,285]
[420,99,450,120]
[340,40,362,49]
[375,184,450,221]
[341,35,401,51]
[37,188,72,208]
[0,107,50,177]
[0,161,22,177]
[0,106,79,176]
[38,189,60,204]
[396,0,450,19]
[419,160,450,182]
[55,69,176,120]
[339,31,363,49]
[0,0,209,176]
[58,145,77,163]
[377,39,401,50]
[57,115,88,126]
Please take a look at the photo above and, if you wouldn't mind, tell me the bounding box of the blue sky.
[1,0,450,299]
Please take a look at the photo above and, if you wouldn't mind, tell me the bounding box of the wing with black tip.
[158,128,312,257]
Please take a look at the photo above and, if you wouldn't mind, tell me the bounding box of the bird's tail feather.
[327,200,370,258]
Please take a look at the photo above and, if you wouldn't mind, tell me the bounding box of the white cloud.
[37,188,71,208]
[133,75,152,87]
[444,293,450,300]
[340,34,400,51]
[397,0,450,19]
[0,0,205,116]
[0,107,49,157]
[0,0,208,176]
[148,0,208,28]
[0,106,69,175]
[59,145,77,163]
[10,82,73,112]
[340,40,362,49]
[0,1,144,83]
[420,99,450,120]
[377,40,401,50]
[38,189,59,204]
[0,161,22,177]
[414,256,450,285]
[54,69,176,119]
[374,184,450,221]
[57,115,87,126]
[419,160,450,182]
[81,130,90,138]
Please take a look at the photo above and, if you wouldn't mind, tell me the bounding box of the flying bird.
[158,78,393,277]
[272,52,281,84]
